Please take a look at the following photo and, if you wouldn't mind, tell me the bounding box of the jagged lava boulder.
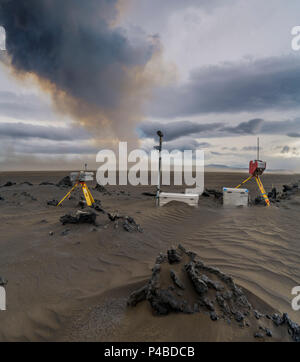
[60,210,97,225]
[127,245,300,342]
[57,176,73,187]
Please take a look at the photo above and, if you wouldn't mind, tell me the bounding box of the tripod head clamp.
[70,171,94,183]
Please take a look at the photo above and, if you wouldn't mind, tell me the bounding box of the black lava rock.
[60,210,97,225]
[107,212,119,222]
[128,245,300,342]
[234,311,244,322]
[254,332,264,338]
[205,189,223,199]
[167,248,182,264]
[20,181,33,186]
[77,200,86,209]
[61,228,70,236]
[254,196,265,205]
[149,289,186,315]
[56,176,72,187]
[0,277,7,286]
[202,297,215,312]
[122,217,142,232]
[47,199,58,206]
[2,181,16,187]
[170,270,185,290]
[282,184,293,192]
[210,311,219,321]
[201,274,223,291]
[265,329,273,337]
[94,184,107,193]
[142,192,156,197]
[107,212,142,232]
[185,262,208,295]
[282,313,300,342]
[268,188,277,200]
[93,205,106,214]
[272,313,284,326]
[127,285,148,307]
[254,310,262,319]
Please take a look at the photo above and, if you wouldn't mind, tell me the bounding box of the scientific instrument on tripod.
[235,138,270,206]
[57,165,95,207]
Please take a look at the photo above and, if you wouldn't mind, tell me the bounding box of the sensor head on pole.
[249,160,266,176]
[157,130,164,138]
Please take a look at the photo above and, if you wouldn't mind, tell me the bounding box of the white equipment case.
[223,187,249,207]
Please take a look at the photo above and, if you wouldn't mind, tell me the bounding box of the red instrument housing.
[249,160,266,176]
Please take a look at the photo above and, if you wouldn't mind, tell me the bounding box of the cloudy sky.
[0,0,300,171]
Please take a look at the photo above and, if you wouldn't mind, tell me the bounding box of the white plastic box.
[159,192,199,207]
[223,187,249,207]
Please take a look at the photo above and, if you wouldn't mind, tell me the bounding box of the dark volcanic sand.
[0,171,299,341]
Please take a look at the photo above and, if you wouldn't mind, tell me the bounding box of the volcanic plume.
[0,0,159,145]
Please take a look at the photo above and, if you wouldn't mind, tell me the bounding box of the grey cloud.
[162,138,211,152]
[123,0,230,35]
[0,122,91,141]
[0,91,57,121]
[13,143,97,155]
[279,145,299,155]
[281,146,290,154]
[127,0,225,19]
[0,0,153,108]
[221,118,263,134]
[0,0,156,140]
[287,132,300,137]
[139,116,300,141]
[147,56,300,118]
[210,150,241,157]
[0,137,97,155]
[138,120,224,141]
[242,146,261,151]
[261,118,300,134]
[222,147,237,151]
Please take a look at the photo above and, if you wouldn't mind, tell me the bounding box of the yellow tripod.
[57,181,95,207]
[235,175,270,207]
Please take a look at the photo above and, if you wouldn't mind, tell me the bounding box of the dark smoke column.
[0,0,157,140]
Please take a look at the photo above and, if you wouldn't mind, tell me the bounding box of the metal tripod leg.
[255,176,270,207]
[57,182,78,206]
[235,175,253,189]
[87,186,95,204]
[81,182,94,206]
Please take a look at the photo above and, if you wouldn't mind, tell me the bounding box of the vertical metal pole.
[257,137,259,160]
[156,132,163,206]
